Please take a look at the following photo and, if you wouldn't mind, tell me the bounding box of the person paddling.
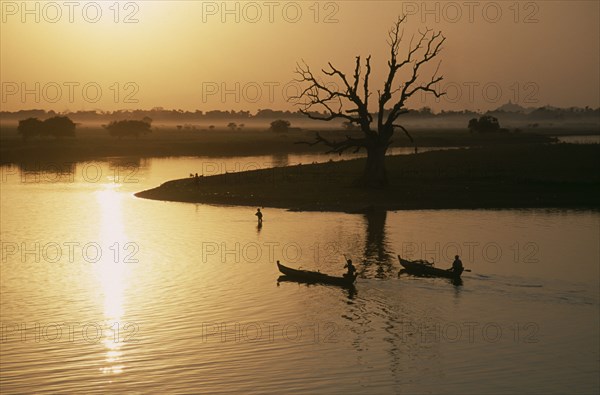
[255,208,263,224]
[448,255,464,275]
[344,259,357,278]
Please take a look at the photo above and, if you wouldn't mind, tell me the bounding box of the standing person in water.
[255,208,263,224]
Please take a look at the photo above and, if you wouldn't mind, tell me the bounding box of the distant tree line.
[103,117,152,138]
[8,106,599,137]
[17,116,76,140]
[3,105,599,124]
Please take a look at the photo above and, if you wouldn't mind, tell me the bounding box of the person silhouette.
[255,208,263,224]
[448,255,464,275]
[344,259,356,278]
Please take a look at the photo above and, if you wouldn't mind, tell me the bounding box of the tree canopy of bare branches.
[293,15,446,186]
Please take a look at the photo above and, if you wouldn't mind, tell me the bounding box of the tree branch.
[293,15,445,150]
[295,132,368,155]
[392,124,413,143]
[291,56,374,134]
[384,27,446,131]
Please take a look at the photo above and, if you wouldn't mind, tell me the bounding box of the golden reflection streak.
[94,185,128,375]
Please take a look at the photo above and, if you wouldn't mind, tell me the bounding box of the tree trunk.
[359,143,389,187]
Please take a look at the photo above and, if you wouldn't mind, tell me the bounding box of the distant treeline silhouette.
[16,116,154,140]
[104,118,152,139]
[17,116,76,140]
[3,105,598,125]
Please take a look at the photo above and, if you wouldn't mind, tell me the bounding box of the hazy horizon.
[2,1,599,113]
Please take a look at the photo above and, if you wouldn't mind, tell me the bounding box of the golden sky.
[1,0,599,112]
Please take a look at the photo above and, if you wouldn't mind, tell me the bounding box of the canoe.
[276,261,357,286]
[398,255,463,279]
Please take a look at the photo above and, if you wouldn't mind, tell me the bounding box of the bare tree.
[294,16,445,187]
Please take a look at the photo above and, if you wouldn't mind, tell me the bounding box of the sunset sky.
[1,0,599,113]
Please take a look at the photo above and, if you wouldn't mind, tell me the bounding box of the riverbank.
[135,144,600,212]
[0,127,557,164]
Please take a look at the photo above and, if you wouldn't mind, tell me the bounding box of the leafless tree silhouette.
[294,16,446,187]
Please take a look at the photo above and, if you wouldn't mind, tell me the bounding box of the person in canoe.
[448,255,464,275]
[344,259,357,278]
[255,208,263,224]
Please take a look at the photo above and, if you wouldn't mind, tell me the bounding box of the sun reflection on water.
[95,186,128,376]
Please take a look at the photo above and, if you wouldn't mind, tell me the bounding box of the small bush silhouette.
[468,115,501,133]
[269,119,291,133]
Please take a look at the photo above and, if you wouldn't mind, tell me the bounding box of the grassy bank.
[135,144,600,212]
[0,126,557,164]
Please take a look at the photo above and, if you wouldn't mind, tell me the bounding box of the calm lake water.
[1,153,599,394]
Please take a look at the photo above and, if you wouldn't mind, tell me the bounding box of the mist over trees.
[104,119,152,138]
[16,118,44,140]
[269,119,291,133]
[3,106,599,129]
[17,116,76,140]
[468,115,501,133]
